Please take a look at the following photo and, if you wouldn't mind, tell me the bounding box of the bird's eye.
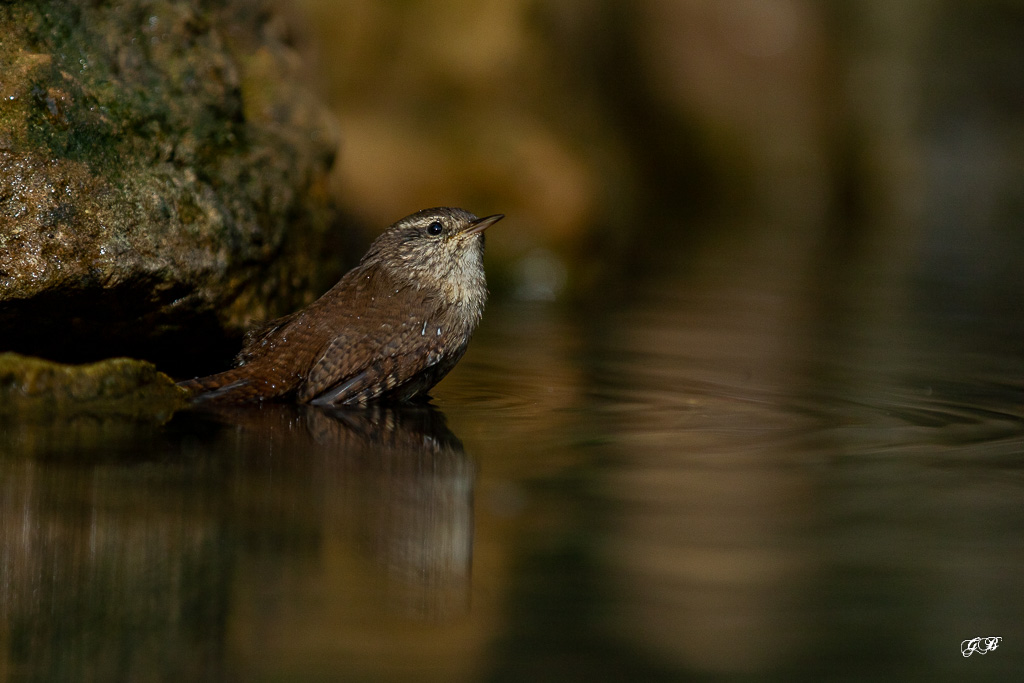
[426,221,443,236]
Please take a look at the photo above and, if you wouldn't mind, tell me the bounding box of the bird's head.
[362,207,503,303]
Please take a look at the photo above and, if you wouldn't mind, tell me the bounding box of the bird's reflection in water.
[197,400,475,621]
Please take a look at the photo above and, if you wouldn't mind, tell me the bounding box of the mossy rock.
[0,0,339,370]
[0,353,187,419]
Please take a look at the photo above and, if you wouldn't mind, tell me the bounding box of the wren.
[178,207,503,406]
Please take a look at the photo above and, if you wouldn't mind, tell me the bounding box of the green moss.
[0,353,187,419]
[12,2,240,177]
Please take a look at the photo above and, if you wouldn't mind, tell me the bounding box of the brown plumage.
[178,207,503,406]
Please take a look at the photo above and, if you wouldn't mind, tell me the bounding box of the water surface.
[1,247,1022,682]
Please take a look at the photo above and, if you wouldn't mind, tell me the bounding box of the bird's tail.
[177,367,262,402]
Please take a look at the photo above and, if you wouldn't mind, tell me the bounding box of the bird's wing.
[298,283,450,405]
[234,310,302,366]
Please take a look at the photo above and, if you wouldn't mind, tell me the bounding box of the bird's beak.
[464,213,504,235]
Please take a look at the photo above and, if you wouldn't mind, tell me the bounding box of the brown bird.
[179,207,503,406]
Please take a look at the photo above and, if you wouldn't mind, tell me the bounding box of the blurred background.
[293,0,1024,304]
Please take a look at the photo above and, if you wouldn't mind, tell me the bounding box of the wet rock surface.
[0,0,339,373]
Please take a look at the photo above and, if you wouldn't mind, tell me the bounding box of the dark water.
[2,247,1022,681]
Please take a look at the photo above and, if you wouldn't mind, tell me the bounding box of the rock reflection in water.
[0,416,231,680]
[0,402,473,679]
